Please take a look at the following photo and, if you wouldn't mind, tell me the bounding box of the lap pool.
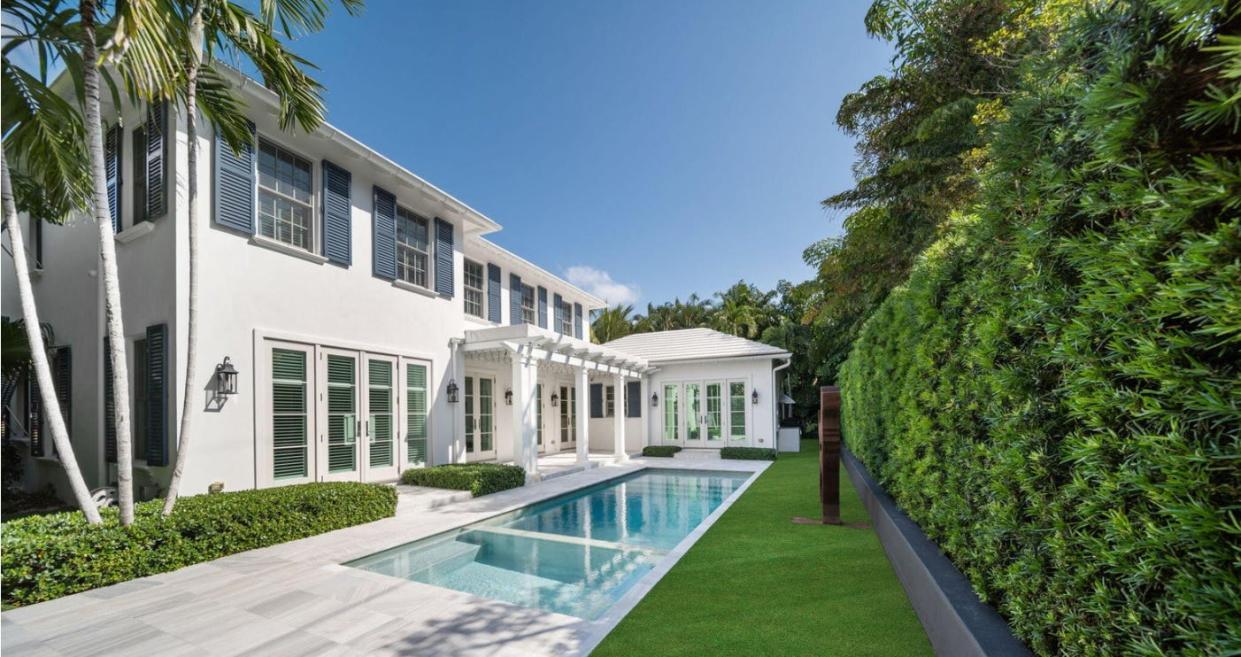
[346,468,751,620]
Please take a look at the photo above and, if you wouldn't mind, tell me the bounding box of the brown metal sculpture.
[793,385,842,525]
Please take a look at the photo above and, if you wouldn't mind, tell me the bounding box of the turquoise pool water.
[346,468,751,620]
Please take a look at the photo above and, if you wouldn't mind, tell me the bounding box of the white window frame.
[464,259,486,319]
[521,285,536,325]
[605,385,615,417]
[558,300,574,334]
[256,136,317,255]
[395,205,432,289]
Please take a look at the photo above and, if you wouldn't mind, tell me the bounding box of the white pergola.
[457,325,655,480]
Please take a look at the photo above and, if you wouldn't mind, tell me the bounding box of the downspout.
[771,357,791,447]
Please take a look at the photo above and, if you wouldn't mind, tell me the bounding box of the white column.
[639,375,650,449]
[613,372,627,462]
[576,366,590,464]
[511,347,539,481]
[451,340,468,464]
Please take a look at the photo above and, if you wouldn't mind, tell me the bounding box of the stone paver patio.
[1,455,768,657]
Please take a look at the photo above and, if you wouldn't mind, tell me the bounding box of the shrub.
[838,5,1239,655]
[719,447,777,461]
[641,445,682,457]
[401,463,524,497]
[1,482,396,607]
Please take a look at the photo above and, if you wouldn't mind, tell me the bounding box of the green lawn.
[592,440,932,657]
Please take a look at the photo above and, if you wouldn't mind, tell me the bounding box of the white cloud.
[564,266,641,306]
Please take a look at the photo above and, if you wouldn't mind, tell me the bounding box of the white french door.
[318,348,361,482]
[661,379,751,448]
[558,384,576,451]
[464,376,496,461]
[362,354,399,481]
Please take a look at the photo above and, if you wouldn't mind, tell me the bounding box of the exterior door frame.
[257,339,317,488]
[558,383,576,452]
[361,353,400,482]
[703,379,725,445]
[317,346,362,482]
[464,374,497,462]
[660,382,682,447]
[400,356,432,469]
[725,378,751,447]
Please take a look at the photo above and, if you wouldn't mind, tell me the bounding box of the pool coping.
[1,457,771,657]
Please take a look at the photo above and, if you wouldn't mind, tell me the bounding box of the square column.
[576,366,590,464]
[511,348,540,481]
[451,340,467,464]
[639,375,650,449]
[613,372,628,463]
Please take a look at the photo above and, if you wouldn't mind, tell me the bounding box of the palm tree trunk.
[1,153,103,525]
[81,0,135,525]
[163,0,204,516]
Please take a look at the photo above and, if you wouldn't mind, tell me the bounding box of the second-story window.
[464,260,485,318]
[558,299,574,334]
[395,206,430,288]
[257,139,314,252]
[521,285,535,324]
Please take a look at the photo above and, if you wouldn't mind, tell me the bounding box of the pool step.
[394,539,483,579]
[673,448,721,460]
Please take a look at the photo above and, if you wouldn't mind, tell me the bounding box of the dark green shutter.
[322,161,352,266]
[105,124,123,233]
[372,187,396,279]
[146,102,168,219]
[554,294,565,332]
[26,376,43,457]
[626,381,641,418]
[487,264,502,323]
[590,383,603,418]
[214,121,255,233]
[434,218,454,297]
[574,303,584,339]
[104,337,116,462]
[145,324,168,466]
[538,287,548,328]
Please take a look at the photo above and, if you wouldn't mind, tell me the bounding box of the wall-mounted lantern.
[505,388,513,405]
[446,379,459,403]
[651,391,659,407]
[550,392,560,407]
[215,357,238,396]
[751,389,759,405]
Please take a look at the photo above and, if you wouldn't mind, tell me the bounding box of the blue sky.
[288,1,892,308]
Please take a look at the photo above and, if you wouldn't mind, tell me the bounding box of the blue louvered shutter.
[145,324,168,466]
[26,376,42,457]
[372,187,396,279]
[590,383,604,418]
[626,381,641,418]
[146,102,169,219]
[574,303,584,339]
[487,264,502,323]
[510,274,523,325]
[553,294,565,333]
[214,121,255,233]
[104,337,116,462]
[321,161,352,266]
[105,124,122,233]
[538,287,548,328]
[434,218,454,297]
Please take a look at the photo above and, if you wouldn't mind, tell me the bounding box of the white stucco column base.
[511,347,540,482]
[613,373,628,463]
[576,366,590,464]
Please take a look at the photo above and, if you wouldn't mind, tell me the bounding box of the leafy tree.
[591,304,634,343]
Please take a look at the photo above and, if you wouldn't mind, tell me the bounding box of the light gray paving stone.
[234,628,361,657]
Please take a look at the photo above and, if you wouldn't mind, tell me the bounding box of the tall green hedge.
[838,4,1240,656]
[2,482,397,607]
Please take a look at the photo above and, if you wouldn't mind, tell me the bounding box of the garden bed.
[401,463,525,497]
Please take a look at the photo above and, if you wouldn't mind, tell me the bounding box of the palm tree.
[162,0,362,516]
[2,2,103,523]
[712,281,775,338]
[592,305,634,343]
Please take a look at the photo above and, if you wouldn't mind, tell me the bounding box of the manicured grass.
[592,439,931,657]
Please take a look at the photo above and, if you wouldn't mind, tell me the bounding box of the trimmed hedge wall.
[838,5,1239,656]
[641,445,682,457]
[401,464,525,497]
[1,482,397,607]
[719,447,777,461]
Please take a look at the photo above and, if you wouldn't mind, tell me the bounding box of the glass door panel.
[685,383,702,442]
[728,381,748,444]
[365,357,397,480]
[704,382,724,442]
[465,375,496,461]
[559,385,576,450]
[271,347,310,482]
[405,361,428,467]
[319,349,360,481]
[662,383,680,445]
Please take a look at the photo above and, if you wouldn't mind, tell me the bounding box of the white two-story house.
[2,71,789,502]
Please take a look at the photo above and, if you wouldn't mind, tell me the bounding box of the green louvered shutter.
[272,349,308,479]
[27,376,43,457]
[105,124,123,233]
[104,337,116,462]
[145,102,168,220]
[327,354,357,473]
[144,325,168,465]
[626,381,641,418]
[368,359,393,468]
[321,161,352,266]
[590,383,604,418]
[406,363,428,467]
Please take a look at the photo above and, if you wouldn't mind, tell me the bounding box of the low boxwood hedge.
[641,445,682,457]
[1,482,396,607]
[720,447,777,461]
[401,463,524,497]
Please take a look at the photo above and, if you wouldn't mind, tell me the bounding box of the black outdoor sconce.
[751,389,759,405]
[446,379,459,403]
[651,391,659,407]
[550,392,559,407]
[505,388,513,405]
[215,357,238,396]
